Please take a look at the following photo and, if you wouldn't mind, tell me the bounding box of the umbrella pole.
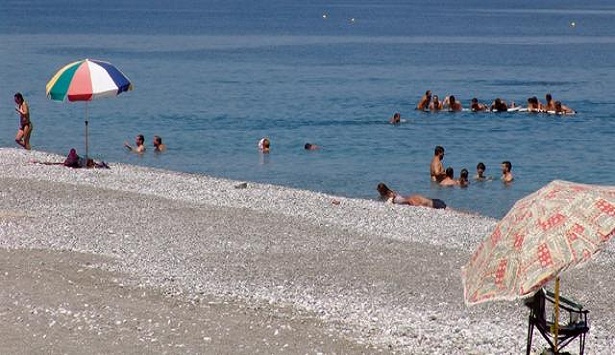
[85,102,89,162]
[553,276,560,353]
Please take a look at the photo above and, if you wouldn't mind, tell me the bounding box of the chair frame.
[525,288,590,355]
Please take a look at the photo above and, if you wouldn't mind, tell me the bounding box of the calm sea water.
[2,0,614,218]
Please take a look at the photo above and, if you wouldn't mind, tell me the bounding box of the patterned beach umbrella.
[461,180,615,348]
[462,180,615,306]
[46,59,133,159]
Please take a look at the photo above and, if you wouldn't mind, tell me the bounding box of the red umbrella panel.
[462,180,615,306]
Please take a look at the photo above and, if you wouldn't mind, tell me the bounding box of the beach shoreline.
[1,148,613,354]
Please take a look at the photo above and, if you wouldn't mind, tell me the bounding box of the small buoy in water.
[570,21,576,27]
[322,13,327,20]
[350,17,355,23]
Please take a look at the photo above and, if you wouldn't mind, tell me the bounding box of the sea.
[1,0,614,219]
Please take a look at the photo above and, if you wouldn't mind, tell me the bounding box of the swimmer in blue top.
[377,183,447,209]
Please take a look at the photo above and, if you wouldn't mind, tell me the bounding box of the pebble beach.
[1,148,613,354]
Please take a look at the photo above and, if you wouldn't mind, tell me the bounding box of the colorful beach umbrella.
[46,58,133,159]
[461,180,615,349]
[46,58,132,102]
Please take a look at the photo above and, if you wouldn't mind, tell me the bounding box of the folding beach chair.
[525,288,590,355]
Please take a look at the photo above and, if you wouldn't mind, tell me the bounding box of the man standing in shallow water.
[430,146,446,182]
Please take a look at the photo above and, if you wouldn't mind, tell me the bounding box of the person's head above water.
[460,168,469,179]
[258,137,270,152]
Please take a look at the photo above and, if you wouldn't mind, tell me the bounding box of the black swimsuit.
[432,199,447,209]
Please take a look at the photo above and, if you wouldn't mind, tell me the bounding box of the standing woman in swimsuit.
[14,92,32,150]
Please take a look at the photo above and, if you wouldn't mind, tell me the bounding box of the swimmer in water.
[416,90,432,111]
[258,137,271,153]
[443,95,462,112]
[304,142,320,150]
[389,112,401,124]
[429,95,443,111]
[470,98,488,112]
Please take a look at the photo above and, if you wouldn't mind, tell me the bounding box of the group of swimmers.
[124,134,166,153]
[257,137,320,153]
[430,146,514,186]
[412,90,575,114]
[377,145,514,210]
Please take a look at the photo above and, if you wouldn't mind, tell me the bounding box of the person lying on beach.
[377,183,447,209]
[124,134,146,153]
[31,148,109,169]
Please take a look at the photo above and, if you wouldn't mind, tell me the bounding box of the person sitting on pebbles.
[31,148,109,169]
